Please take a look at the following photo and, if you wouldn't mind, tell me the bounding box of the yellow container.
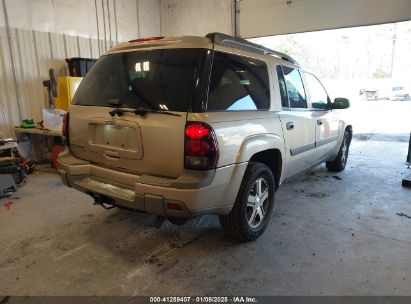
[54,76,83,111]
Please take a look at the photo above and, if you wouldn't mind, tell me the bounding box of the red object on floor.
[51,144,65,168]
[4,202,13,210]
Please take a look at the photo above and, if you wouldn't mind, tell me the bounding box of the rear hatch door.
[69,48,208,178]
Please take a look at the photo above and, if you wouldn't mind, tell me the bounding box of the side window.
[276,66,289,108]
[207,52,270,111]
[281,66,307,109]
[305,73,330,110]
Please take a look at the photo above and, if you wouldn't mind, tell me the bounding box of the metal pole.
[2,0,23,121]
[113,0,118,44]
[106,0,112,48]
[95,0,101,56]
[101,0,107,51]
[407,132,411,165]
[232,0,238,37]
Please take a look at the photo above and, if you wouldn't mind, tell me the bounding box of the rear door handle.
[317,120,323,125]
[286,122,294,130]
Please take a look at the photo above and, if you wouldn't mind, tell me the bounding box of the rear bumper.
[57,150,246,217]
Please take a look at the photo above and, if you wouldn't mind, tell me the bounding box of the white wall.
[160,0,233,37]
[158,0,411,39]
[138,0,161,38]
[0,0,139,42]
[0,0,161,137]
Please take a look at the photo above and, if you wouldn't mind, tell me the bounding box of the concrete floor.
[0,139,410,296]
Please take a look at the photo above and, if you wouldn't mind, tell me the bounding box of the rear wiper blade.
[109,107,181,117]
[109,107,133,117]
[134,108,181,117]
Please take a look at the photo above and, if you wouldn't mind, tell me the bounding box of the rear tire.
[219,162,275,242]
[326,130,351,172]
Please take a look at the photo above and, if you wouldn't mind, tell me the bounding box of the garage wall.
[160,0,233,37]
[0,0,161,137]
[138,0,162,38]
[238,0,411,38]
[158,0,411,38]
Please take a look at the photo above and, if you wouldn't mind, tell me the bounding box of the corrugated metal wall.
[0,27,111,137]
[160,0,233,37]
[0,0,161,138]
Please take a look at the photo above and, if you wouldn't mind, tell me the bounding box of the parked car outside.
[359,88,379,100]
[389,86,410,100]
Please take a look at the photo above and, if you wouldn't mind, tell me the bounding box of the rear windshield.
[72,49,207,111]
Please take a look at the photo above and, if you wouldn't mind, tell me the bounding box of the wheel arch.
[249,149,283,190]
[235,134,285,189]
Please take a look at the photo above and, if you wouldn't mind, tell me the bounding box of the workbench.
[14,127,62,163]
[14,127,62,137]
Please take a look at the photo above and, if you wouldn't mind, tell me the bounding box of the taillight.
[62,112,70,146]
[184,122,218,170]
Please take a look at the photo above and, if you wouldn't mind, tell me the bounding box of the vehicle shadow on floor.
[81,165,338,267]
[84,208,242,265]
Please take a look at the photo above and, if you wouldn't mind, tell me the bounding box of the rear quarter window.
[207,52,270,111]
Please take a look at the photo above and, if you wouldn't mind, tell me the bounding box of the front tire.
[326,130,351,172]
[219,162,275,242]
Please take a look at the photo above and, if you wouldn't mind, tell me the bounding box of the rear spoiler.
[206,32,299,65]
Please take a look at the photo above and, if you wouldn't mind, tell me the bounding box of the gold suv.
[58,33,352,241]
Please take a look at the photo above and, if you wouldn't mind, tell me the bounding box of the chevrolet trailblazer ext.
[58,33,352,241]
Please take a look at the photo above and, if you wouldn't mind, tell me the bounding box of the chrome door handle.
[317,120,323,125]
[286,122,294,130]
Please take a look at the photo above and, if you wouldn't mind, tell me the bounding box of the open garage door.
[237,0,411,38]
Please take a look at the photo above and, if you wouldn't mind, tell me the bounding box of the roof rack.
[206,32,298,65]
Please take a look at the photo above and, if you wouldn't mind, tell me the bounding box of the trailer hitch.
[89,193,116,210]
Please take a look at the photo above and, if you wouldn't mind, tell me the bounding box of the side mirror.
[332,97,350,109]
